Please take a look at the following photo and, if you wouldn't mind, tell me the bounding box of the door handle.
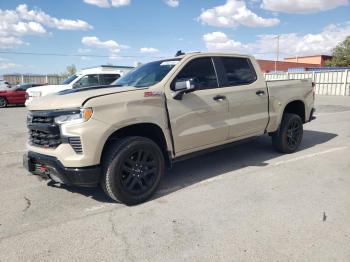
[256,90,265,96]
[213,95,226,101]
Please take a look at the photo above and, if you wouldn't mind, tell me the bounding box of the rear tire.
[0,97,7,108]
[272,113,303,153]
[101,136,164,205]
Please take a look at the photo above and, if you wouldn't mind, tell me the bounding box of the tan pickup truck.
[23,52,315,205]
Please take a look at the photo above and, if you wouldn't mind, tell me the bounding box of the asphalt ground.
[0,95,349,261]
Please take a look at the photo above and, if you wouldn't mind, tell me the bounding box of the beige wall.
[284,56,332,67]
[285,56,321,65]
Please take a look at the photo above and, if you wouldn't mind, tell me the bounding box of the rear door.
[100,74,121,85]
[214,56,269,138]
[166,57,229,154]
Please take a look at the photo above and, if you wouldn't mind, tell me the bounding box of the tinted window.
[100,74,120,85]
[114,59,180,88]
[76,74,99,88]
[175,57,218,90]
[62,74,78,85]
[221,57,257,86]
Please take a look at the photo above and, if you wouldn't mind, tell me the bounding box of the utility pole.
[274,35,280,72]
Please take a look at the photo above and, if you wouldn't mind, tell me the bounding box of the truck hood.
[27,86,138,111]
[27,84,71,95]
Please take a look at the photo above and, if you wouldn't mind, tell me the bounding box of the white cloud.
[84,0,110,8]
[16,4,92,30]
[139,47,159,53]
[0,36,26,49]
[0,9,47,37]
[256,23,350,57]
[0,5,92,49]
[111,0,131,7]
[85,0,130,8]
[165,0,179,7]
[82,36,129,54]
[198,0,280,28]
[261,0,348,14]
[203,21,350,58]
[203,32,248,53]
[0,58,21,70]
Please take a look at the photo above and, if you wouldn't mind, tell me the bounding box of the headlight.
[54,108,93,125]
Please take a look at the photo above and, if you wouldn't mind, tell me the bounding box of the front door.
[166,57,229,155]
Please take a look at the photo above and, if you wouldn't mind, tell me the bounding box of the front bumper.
[23,151,101,187]
[309,108,316,121]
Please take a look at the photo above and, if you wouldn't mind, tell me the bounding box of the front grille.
[28,113,61,148]
[68,137,83,154]
[30,130,61,147]
[32,115,54,124]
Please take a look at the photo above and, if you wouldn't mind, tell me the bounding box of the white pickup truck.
[25,65,133,105]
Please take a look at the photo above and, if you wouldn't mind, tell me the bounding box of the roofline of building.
[257,59,320,66]
[284,54,332,59]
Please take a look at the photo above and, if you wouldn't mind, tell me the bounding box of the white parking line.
[316,110,350,116]
[195,146,348,187]
[84,203,115,212]
[273,146,348,166]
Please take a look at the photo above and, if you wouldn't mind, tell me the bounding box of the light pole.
[274,35,280,72]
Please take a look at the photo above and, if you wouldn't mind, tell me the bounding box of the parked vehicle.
[16,83,44,90]
[0,80,12,91]
[25,65,133,105]
[0,83,45,108]
[23,52,315,205]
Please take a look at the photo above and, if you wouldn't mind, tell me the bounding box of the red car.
[0,83,43,108]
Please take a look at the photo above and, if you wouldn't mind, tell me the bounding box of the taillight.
[312,82,315,100]
[25,92,29,100]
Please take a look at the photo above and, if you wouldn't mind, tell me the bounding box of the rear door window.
[220,57,257,87]
[100,74,120,85]
[76,74,99,88]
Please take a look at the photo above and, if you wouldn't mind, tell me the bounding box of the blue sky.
[0,0,349,75]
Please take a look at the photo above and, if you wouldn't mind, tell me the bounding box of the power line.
[0,51,166,59]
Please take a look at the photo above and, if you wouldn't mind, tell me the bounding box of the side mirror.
[172,78,198,100]
[73,82,81,89]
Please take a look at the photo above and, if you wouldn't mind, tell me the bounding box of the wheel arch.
[282,100,306,123]
[101,122,172,167]
[0,96,8,107]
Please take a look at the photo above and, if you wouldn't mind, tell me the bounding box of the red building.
[284,55,332,67]
[257,60,320,73]
[257,55,333,73]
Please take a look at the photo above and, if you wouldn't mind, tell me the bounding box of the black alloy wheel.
[102,136,164,205]
[272,113,303,153]
[286,119,302,148]
[0,97,7,108]
[120,148,158,195]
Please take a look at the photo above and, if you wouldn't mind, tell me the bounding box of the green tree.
[326,36,350,67]
[66,64,77,76]
[61,64,77,78]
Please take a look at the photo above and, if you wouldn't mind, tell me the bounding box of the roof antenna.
[175,50,185,57]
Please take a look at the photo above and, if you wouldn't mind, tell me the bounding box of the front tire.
[0,97,8,108]
[272,113,303,153]
[101,136,164,205]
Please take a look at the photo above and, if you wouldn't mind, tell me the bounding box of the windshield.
[62,74,79,85]
[113,59,180,88]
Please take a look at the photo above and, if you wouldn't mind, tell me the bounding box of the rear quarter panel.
[266,79,314,132]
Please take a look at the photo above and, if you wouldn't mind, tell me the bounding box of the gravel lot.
[0,95,349,262]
